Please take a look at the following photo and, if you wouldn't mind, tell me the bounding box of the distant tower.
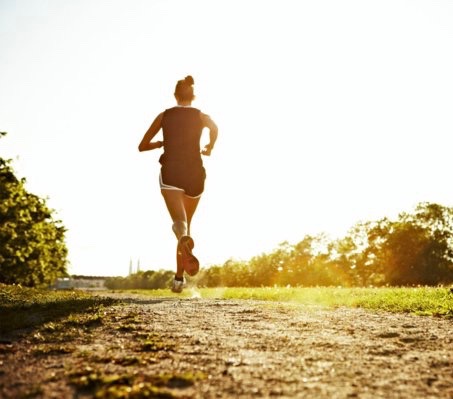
[137,258,141,273]
[129,258,133,276]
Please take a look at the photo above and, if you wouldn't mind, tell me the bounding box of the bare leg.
[161,189,186,278]
[161,189,201,237]
[161,190,201,278]
[161,189,188,239]
[180,195,201,276]
[183,195,201,236]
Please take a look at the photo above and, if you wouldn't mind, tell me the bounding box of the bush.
[0,132,68,287]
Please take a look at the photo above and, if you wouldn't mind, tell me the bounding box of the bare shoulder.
[200,112,217,128]
[149,112,164,128]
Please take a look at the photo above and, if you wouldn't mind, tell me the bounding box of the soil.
[0,292,452,399]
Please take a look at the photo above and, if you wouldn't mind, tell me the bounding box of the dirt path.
[0,294,452,398]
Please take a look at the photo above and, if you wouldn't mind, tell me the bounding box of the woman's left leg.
[183,195,201,236]
[161,189,187,279]
[161,189,188,239]
[161,190,201,278]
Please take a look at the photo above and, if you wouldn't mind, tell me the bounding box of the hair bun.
[184,75,194,86]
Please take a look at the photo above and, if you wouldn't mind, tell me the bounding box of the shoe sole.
[178,236,200,276]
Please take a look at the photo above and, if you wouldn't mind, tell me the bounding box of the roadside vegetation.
[0,132,68,288]
[1,284,451,338]
[0,284,117,334]
[106,202,453,290]
[119,286,453,318]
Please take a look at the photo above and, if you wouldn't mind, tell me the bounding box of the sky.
[1,0,452,277]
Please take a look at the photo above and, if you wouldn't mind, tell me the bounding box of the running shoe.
[178,235,200,276]
[171,278,185,293]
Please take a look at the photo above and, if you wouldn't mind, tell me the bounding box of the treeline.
[108,202,453,289]
[105,270,175,290]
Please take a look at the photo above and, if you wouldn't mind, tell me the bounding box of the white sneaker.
[171,278,185,293]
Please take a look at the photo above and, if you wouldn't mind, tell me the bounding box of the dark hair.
[174,75,195,102]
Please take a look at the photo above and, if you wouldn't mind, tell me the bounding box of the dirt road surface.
[0,294,452,398]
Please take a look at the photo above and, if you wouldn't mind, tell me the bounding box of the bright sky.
[1,0,452,277]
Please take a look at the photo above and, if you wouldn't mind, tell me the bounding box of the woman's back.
[160,106,203,164]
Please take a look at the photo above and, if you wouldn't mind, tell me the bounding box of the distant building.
[54,278,73,290]
[54,275,108,290]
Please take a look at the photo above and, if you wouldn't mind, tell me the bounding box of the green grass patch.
[32,343,75,356]
[68,366,204,398]
[140,333,175,353]
[0,283,118,334]
[119,286,453,318]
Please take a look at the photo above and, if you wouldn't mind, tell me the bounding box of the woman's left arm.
[200,113,218,156]
[138,113,164,152]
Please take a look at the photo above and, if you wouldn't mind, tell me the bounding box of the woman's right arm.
[138,113,164,152]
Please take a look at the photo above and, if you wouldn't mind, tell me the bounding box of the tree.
[248,242,293,286]
[0,132,68,287]
[104,270,174,289]
[330,221,386,286]
[365,203,453,285]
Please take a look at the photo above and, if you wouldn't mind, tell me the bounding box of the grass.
[0,283,118,334]
[68,366,205,399]
[122,286,453,318]
[1,284,452,337]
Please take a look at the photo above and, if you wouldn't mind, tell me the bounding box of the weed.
[32,344,74,356]
[67,366,201,399]
[140,334,174,353]
[91,355,142,366]
[65,312,104,328]
[116,323,137,332]
[157,372,206,388]
[96,383,175,399]
[113,356,142,366]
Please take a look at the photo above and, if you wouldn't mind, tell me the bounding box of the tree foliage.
[111,202,453,290]
[105,270,174,290]
[0,132,68,287]
[193,202,453,288]
[365,203,453,285]
[104,202,453,290]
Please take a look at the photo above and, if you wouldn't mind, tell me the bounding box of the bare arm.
[200,113,218,156]
[138,113,164,152]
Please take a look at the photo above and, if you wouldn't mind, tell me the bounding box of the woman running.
[138,75,218,293]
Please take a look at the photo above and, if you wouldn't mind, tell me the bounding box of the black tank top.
[159,107,203,166]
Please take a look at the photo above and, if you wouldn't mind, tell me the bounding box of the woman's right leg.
[161,189,201,278]
[180,195,201,276]
[161,189,187,278]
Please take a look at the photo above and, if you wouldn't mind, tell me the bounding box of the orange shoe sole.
[178,236,200,276]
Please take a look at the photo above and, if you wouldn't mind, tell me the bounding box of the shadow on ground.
[0,296,119,339]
